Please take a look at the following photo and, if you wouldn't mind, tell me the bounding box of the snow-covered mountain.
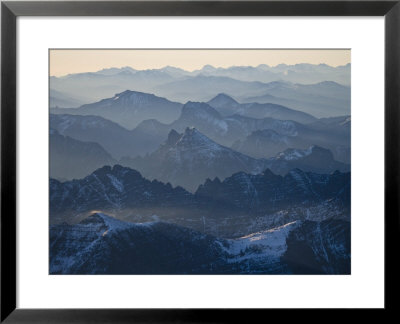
[122,127,267,192]
[207,93,317,123]
[50,90,183,129]
[50,212,350,274]
[50,129,116,181]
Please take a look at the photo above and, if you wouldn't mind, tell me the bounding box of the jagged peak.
[203,176,222,186]
[91,164,141,179]
[183,126,200,136]
[166,129,182,146]
[181,127,214,143]
[164,127,224,153]
[262,168,281,179]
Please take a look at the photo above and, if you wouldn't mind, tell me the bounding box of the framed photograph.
[1,0,399,321]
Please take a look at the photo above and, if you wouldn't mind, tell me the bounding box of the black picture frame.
[1,1,399,322]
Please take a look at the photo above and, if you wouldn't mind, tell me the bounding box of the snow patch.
[106,174,124,192]
[226,221,298,262]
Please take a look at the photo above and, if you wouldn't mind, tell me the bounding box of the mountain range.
[50,212,350,274]
[207,93,316,123]
[231,114,350,163]
[50,165,350,238]
[50,65,350,118]
[241,80,350,117]
[121,128,349,192]
[50,96,350,163]
[50,90,183,129]
[50,90,319,130]
[122,127,267,192]
[263,145,350,175]
[48,62,351,274]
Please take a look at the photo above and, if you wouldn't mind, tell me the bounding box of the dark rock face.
[282,219,351,274]
[49,213,350,274]
[49,165,194,224]
[196,168,351,214]
[50,214,226,274]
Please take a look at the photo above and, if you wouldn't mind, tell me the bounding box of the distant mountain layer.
[50,129,116,180]
[50,89,319,130]
[193,63,350,85]
[49,114,166,160]
[132,101,350,160]
[168,101,350,155]
[50,89,87,108]
[50,101,350,164]
[240,81,350,117]
[155,78,350,117]
[50,212,350,274]
[50,63,350,116]
[50,165,350,237]
[230,113,350,162]
[50,90,183,129]
[207,93,316,123]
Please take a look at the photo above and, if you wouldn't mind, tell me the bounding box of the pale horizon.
[50,49,351,77]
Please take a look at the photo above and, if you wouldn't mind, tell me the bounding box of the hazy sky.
[50,49,350,77]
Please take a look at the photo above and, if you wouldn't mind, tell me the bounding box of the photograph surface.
[49,49,351,274]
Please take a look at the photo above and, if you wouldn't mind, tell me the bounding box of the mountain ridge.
[50,212,350,274]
